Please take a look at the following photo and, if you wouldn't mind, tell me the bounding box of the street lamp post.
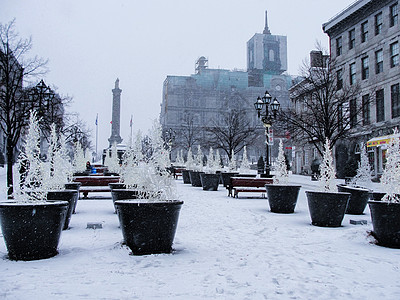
[254,90,280,176]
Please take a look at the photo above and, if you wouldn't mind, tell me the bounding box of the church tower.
[108,78,123,147]
[247,10,288,86]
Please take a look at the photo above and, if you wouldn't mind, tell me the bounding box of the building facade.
[323,0,400,178]
[291,0,400,178]
[160,11,293,164]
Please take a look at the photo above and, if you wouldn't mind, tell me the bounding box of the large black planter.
[337,184,371,214]
[265,185,301,213]
[47,190,78,230]
[189,171,204,187]
[220,172,239,187]
[65,182,81,214]
[114,200,184,255]
[200,173,220,191]
[369,200,400,248]
[306,191,350,227]
[0,200,68,260]
[111,188,140,213]
[370,192,386,201]
[181,169,191,184]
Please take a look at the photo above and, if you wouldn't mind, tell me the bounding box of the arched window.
[269,49,275,61]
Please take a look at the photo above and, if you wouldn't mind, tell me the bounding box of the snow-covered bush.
[317,138,338,193]
[228,149,236,171]
[72,141,86,173]
[273,139,289,184]
[350,143,372,187]
[239,146,251,173]
[381,128,400,203]
[42,124,73,191]
[14,111,46,202]
[120,121,177,201]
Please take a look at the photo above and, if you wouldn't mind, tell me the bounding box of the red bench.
[73,176,120,198]
[231,177,273,198]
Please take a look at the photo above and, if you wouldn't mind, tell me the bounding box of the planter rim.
[266,184,301,187]
[306,190,351,196]
[48,189,78,193]
[368,200,400,205]
[112,188,137,192]
[0,200,69,207]
[337,184,371,192]
[115,199,183,205]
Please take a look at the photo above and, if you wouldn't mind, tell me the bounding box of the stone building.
[160,11,293,164]
[291,0,400,178]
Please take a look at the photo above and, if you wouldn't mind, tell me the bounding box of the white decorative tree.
[214,149,222,170]
[228,149,236,171]
[120,130,142,189]
[350,143,372,187]
[14,111,46,202]
[121,120,177,200]
[273,139,289,184]
[185,148,195,170]
[317,138,338,192]
[107,142,120,174]
[175,149,185,166]
[194,145,203,172]
[239,146,251,173]
[73,141,86,173]
[42,124,73,191]
[381,128,400,203]
[205,147,217,173]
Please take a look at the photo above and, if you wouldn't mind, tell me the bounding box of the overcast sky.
[1,0,355,154]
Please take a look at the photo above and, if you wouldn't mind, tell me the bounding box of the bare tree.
[0,20,48,195]
[280,49,371,155]
[63,113,92,157]
[176,113,202,151]
[204,108,259,158]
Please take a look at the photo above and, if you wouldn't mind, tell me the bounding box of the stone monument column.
[108,78,123,147]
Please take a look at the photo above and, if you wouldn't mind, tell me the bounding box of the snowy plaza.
[1,171,400,300]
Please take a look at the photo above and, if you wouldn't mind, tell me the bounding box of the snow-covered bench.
[231,177,273,198]
[73,175,120,198]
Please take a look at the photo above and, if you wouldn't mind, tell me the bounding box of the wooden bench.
[173,168,185,179]
[225,174,256,196]
[231,177,273,198]
[73,175,120,198]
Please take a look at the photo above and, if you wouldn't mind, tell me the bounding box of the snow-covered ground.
[1,170,400,299]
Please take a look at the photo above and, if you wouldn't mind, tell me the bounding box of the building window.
[375,49,383,74]
[362,94,370,125]
[362,56,369,80]
[361,21,368,43]
[376,89,385,122]
[350,99,357,128]
[375,12,383,35]
[390,3,398,27]
[391,42,399,67]
[349,63,356,85]
[337,69,343,90]
[348,29,355,50]
[392,83,400,118]
[336,37,342,56]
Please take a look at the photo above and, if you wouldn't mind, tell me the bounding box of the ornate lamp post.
[254,90,280,176]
